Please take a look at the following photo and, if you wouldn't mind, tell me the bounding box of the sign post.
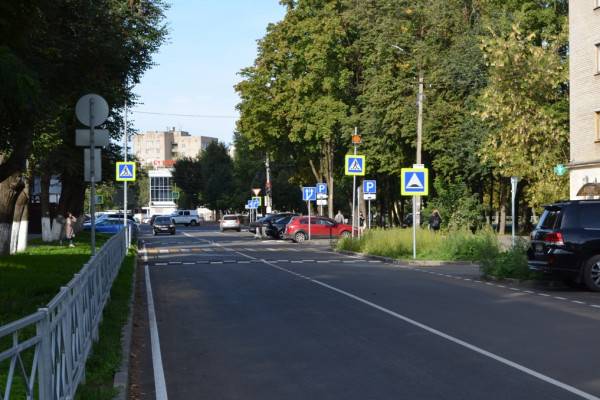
[303,187,317,240]
[401,167,429,259]
[76,94,109,256]
[363,180,377,229]
[316,183,328,216]
[511,176,519,247]
[345,131,366,238]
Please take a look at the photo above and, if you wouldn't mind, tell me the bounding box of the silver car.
[220,215,241,232]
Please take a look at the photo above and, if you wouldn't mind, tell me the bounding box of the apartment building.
[569,0,600,198]
[132,128,218,167]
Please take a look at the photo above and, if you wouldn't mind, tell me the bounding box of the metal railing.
[0,227,130,399]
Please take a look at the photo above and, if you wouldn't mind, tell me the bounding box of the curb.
[334,248,564,290]
[334,249,479,267]
[113,246,138,400]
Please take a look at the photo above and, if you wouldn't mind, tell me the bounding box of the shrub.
[479,240,533,280]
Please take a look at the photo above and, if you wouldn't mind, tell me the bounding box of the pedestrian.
[334,210,344,224]
[429,209,442,232]
[65,212,77,247]
[359,212,366,235]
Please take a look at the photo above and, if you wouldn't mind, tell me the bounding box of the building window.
[150,176,173,202]
[596,112,600,142]
[596,44,600,73]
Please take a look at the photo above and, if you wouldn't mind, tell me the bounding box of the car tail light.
[544,232,564,246]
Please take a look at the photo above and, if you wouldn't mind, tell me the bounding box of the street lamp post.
[392,45,424,225]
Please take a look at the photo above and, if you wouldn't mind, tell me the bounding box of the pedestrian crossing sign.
[116,162,136,182]
[252,196,262,207]
[345,155,366,176]
[401,167,428,196]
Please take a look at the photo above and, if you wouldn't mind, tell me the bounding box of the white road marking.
[155,263,167,266]
[183,262,195,265]
[591,305,600,309]
[250,257,600,400]
[159,249,169,254]
[144,264,169,400]
[169,261,182,265]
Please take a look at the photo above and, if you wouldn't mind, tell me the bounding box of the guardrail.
[0,227,130,399]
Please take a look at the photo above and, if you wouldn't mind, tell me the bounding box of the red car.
[283,216,355,242]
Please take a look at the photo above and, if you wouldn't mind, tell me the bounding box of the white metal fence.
[0,227,130,399]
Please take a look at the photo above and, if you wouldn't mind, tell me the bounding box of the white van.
[170,210,203,226]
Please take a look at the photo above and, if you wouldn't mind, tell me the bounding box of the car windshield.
[155,217,171,224]
[224,216,237,221]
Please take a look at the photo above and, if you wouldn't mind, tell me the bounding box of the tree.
[0,0,168,252]
[199,142,234,212]
[172,157,203,208]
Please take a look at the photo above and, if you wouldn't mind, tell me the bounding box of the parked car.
[170,210,202,226]
[265,214,297,239]
[83,218,137,235]
[251,212,298,235]
[220,215,241,232]
[153,216,176,235]
[283,216,355,242]
[527,200,600,291]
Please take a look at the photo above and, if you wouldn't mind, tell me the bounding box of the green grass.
[75,250,136,400]
[0,231,131,399]
[0,231,110,325]
[337,228,499,262]
[337,228,534,280]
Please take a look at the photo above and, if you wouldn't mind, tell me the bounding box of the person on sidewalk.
[429,209,442,232]
[334,210,345,224]
[65,212,77,247]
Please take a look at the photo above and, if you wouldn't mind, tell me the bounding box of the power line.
[132,110,238,119]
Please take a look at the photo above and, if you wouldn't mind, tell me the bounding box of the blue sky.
[132,1,285,144]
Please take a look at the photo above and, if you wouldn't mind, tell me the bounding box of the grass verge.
[337,228,535,280]
[75,249,136,400]
[0,231,110,325]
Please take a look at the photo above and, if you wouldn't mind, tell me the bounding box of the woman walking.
[65,212,77,247]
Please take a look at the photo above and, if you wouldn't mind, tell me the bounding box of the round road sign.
[76,94,109,127]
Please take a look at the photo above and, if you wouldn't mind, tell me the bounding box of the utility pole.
[352,127,358,237]
[123,100,129,246]
[414,70,424,230]
[265,154,272,214]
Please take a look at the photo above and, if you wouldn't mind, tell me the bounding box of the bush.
[479,240,533,280]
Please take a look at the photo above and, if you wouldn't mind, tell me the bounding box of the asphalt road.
[130,225,600,400]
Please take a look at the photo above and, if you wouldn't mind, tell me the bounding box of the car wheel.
[294,231,306,243]
[341,231,351,238]
[190,220,197,226]
[583,255,600,292]
[237,228,241,232]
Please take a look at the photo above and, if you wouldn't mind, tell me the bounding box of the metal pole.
[357,185,361,238]
[123,100,128,246]
[412,196,417,259]
[308,201,311,240]
[415,70,424,232]
[89,97,96,256]
[368,199,371,230]
[265,154,272,214]
[351,126,357,238]
[511,177,518,247]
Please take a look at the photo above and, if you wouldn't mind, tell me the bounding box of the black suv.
[527,200,600,291]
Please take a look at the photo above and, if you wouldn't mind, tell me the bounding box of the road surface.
[129,225,600,400]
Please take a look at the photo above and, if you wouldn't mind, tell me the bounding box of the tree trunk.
[41,173,53,242]
[499,179,506,234]
[0,172,25,256]
[10,180,29,254]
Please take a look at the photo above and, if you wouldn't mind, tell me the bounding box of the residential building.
[133,128,218,215]
[569,0,600,198]
[132,127,218,167]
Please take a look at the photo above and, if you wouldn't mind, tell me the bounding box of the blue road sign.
[302,187,317,201]
[316,183,328,195]
[116,161,136,182]
[363,180,376,194]
[401,168,429,196]
[251,199,260,209]
[345,155,366,176]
